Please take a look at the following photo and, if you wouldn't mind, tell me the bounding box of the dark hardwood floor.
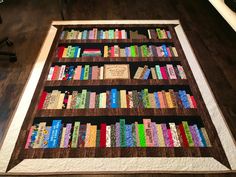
[0,0,235,176]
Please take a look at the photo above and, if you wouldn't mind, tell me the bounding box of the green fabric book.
[108,29,114,39]
[132,123,137,147]
[138,124,146,147]
[70,47,76,58]
[79,89,87,108]
[96,130,100,147]
[111,124,116,147]
[156,28,162,39]
[182,121,194,147]
[83,65,90,80]
[75,93,81,109]
[85,91,90,108]
[143,89,151,108]
[130,46,136,57]
[71,122,80,148]
[141,45,148,57]
[120,119,126,147]
[155,65,163,79]
[66,45,72,58]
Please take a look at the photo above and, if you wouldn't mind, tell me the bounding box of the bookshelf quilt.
[0,20,235,175]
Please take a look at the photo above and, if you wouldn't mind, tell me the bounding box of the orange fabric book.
[158,91,165,108]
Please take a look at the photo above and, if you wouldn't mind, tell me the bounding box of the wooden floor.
[0,0,235,176]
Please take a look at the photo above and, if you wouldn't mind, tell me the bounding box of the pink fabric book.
[160,67,168,80]
[91,66,98,80]
[25,126,34,149]
[166,47,172,57]
[89,92,96,108]
[190,96,197,108]
[111,46,115,57]
[187,94,194,108]
[156,47,162,57]
[168,129,174,147]
[143,119,154,147]
[166,64,177,79]
[73,65,82,80]
[158,91,165,108]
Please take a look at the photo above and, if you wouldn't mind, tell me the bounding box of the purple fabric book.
[193,125,204,147]
[189,125,199,147]
[115,122,120,147]
[161,124,169,147]
[151,122,159,147]
[64,123,72,148]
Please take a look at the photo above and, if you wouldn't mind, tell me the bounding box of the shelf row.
[60,27,172,41]
[53,57,180,63]
[57,44,178,58]
[38,88,196,110]
[26,117,210,149]
[47,63,186,81]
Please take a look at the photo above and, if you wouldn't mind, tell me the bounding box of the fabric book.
[71,122,80,148]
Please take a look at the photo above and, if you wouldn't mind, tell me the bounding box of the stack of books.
[38,89,197,110]
[134,64,186,80]
[57,46,81,58]
[103,44,178,57]
[60,28,128,40]
[47,65,106,81]
[81,49,102,57]
[25,119,211,149]
[147,28,172,39]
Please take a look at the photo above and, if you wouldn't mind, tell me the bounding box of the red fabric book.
[58,46,65,58]
[111,46,115,57]
[100,123,106,147]
[190,96,197,108]
[160,66,168,80]
[51,65,59,80]
[118,30,122,39]
[38,91,47,110]
[168,129,174,147]
[179,123,189,147]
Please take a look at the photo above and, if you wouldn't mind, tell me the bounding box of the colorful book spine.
[138,124,146,147]
[120,119,126,147]
[71,122,80,148]
[48,120,62,148]
[182,121,194,147]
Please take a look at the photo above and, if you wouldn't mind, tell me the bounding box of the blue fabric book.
[162,44,169,57]
[143,68,151,79]
[110,89,118,108]
[68,66,74,80]
[80,67,84,80]
[179,90,190,108]
[74,47,79,58]
[82,30,88,39]
[154,92,160,108]
[125,47,129,57]
[48,120,62,148]
[126,124,134,147]
[198,128,207,147]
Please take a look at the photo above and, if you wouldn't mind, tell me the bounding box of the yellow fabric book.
[100,92,106,108]
[165,92,174,108]
[60,127,66,148]
[66,95,72,109]
[88,125,97,147]
[148,93,156,108]
[85,123,91,147]
[56,93,65,109]
[104,46,108,57]
[62,48,68,58]
[156,124,165,147]
[120,90,127,108]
